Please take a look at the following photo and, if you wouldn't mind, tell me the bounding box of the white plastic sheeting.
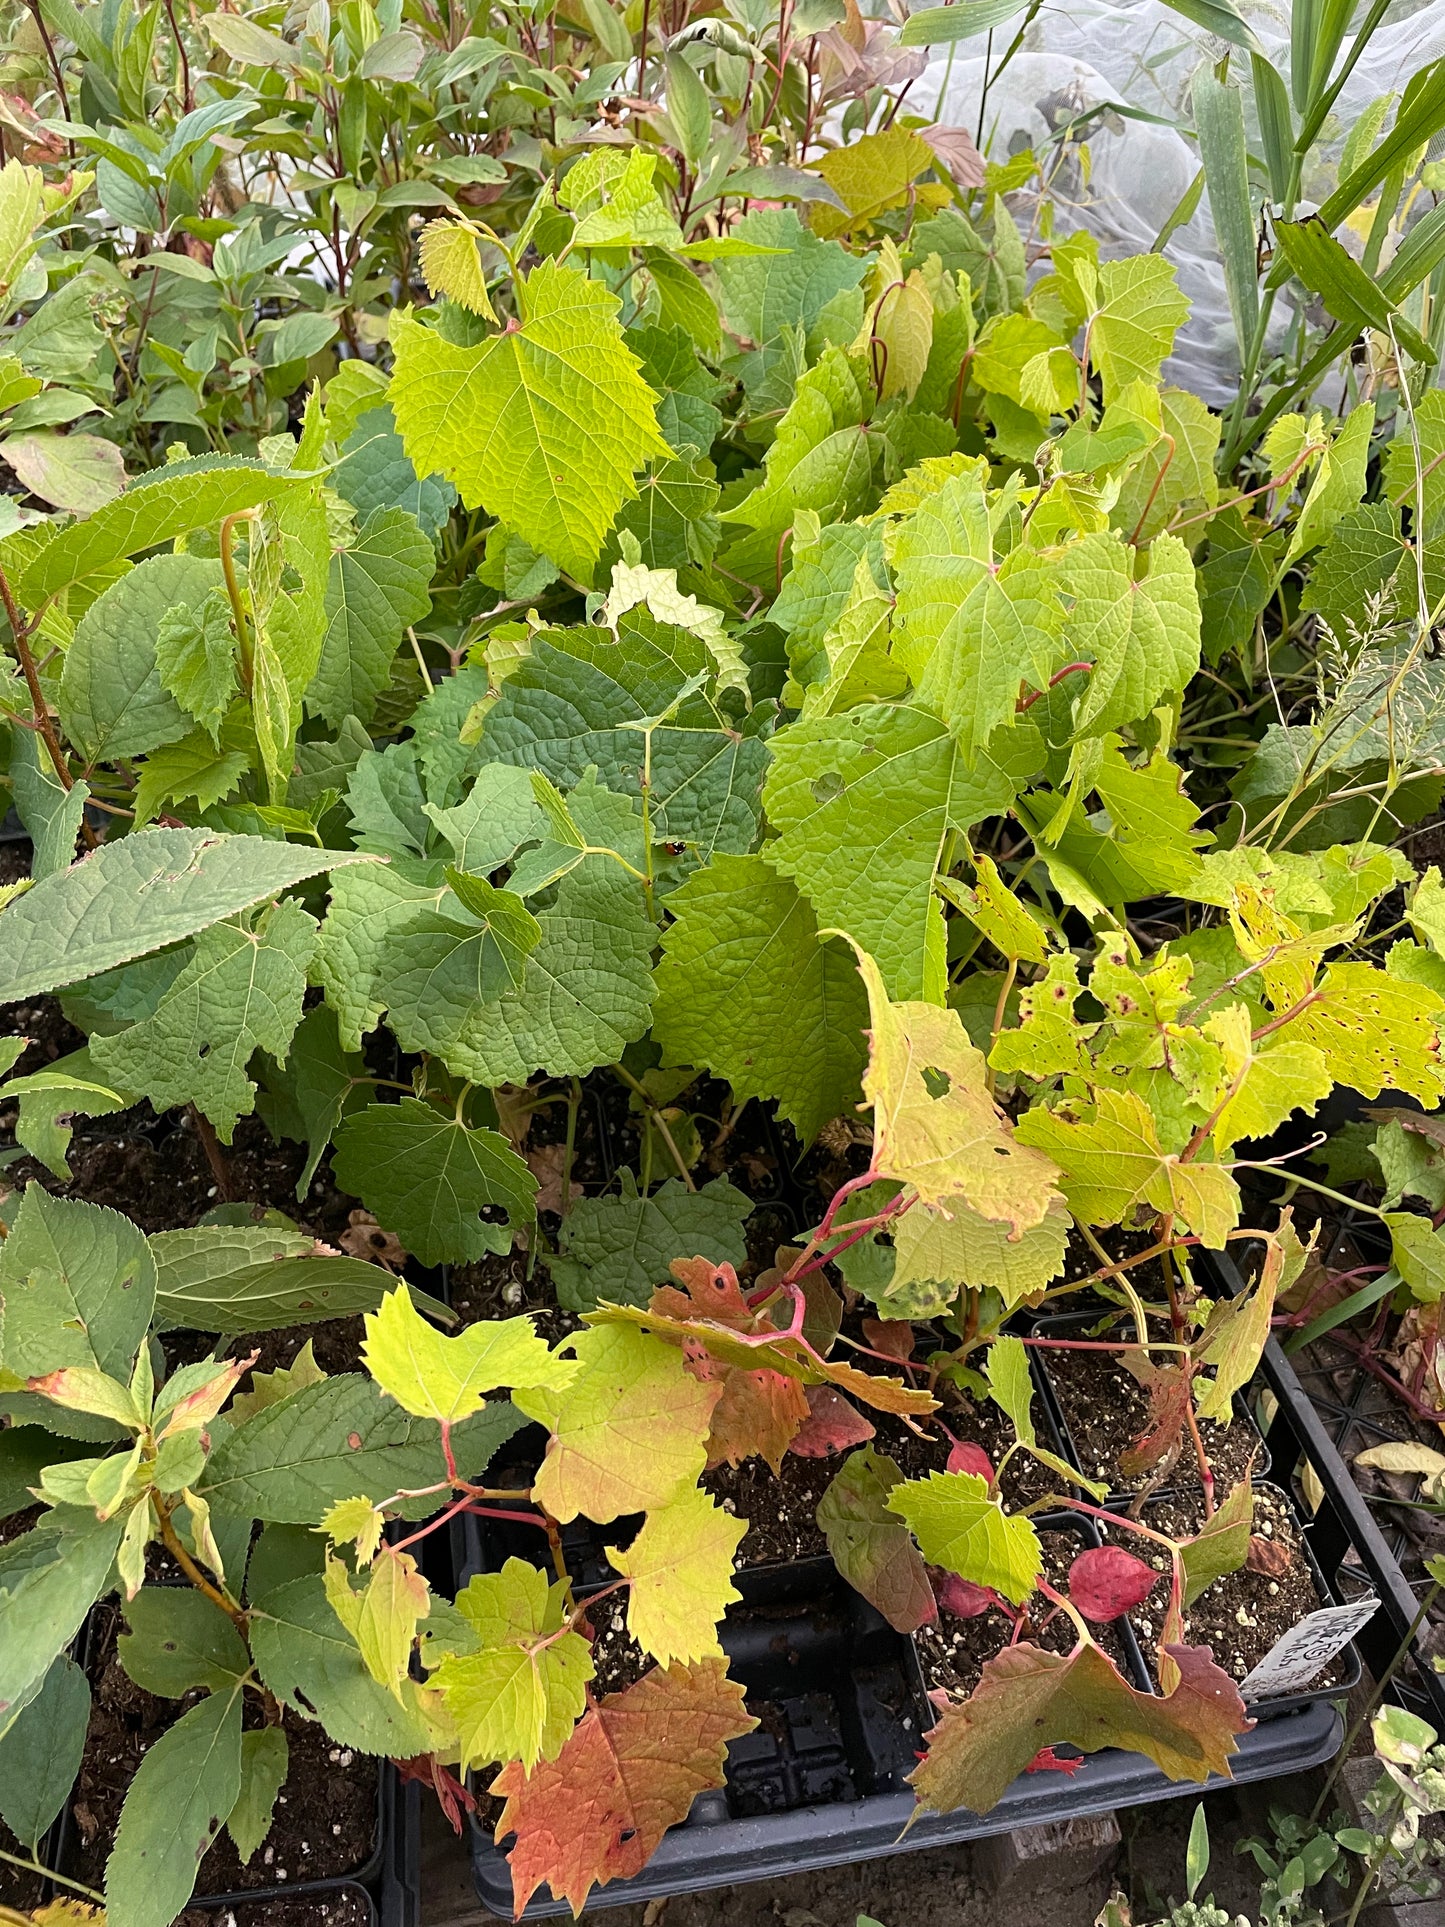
[919,0,1445,401]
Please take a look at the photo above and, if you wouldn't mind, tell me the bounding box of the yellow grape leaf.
[1227,882,1337,1012]
[515,1323,721,1523]
[1014,1088,1240,1246]
[431,1556,592,1772]
[229,1338,325,1426]
[810,127,938,237]
[607,1482,744,1668]
[1407,865,1445,955]
[321,1495,384,1565]
[886,1468,1042,1604]
[362,1282,576,1423]
[1203,1004,1332,1153]
[940,855,1050,965]
[887,1195,1070,1317]
[418,222,496,320]
[325,1546,429,1702]
[854,945,1062,1233]
[989,951,1094,1080]
[1288,963,1445,1106]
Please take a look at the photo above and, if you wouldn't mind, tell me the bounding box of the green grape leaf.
[713,208,867,342]
[105,1682,244,1927]
[311,507,435,728]
[418,221,496,318]
[118,1586,250,1696]
[1087,256,1191,400]
[816,1446,936,1634]
[514,1322,720,1524]
[59,553,222,761]
[942,854,1050,965]
[249,1574,435,1755]
[362,1281,575,1422]
[0,828,373,1005]
[197,1372,521,1522]
[384,863,657,1087]
[985,1334,1036,1449]
[886,1468,1042,1604]
[1014,1088,1240,1246]
[390,262,669,578]
[91,898,318,1143]
[432,1558,592,1772]
[653,852,868,1143]
[549,1173,753,1312]
[132,722,251,828]
[607,1481,745,1667]
[764,703,1043,1003]
[1180,1477,1254,1606]
[910,1640,1245,1815]
[332,403,457,539]
[314,860,447,1051]
[255,1002,367,1200]
[891,473,1065,753]
[477,613,766,857]
[425,764,546,875]
[155,585,238,743]
[1065,530,1201,737]
[858,946,1063,1231]
[1386,1211,1445,1301]
[330,1099,538,1269]
[492,1658,755,1917]
[324,1545,429,1701]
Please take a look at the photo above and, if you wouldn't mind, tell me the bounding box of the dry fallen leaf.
[339,1208,408,1272]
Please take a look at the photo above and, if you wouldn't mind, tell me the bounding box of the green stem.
[0,1846,105,1905]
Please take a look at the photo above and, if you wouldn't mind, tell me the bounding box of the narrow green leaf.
[106,1684,244,1927]
[1194,72,1259,366]
[0,1652,89,1849]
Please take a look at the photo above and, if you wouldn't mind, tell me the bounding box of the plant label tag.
[1240,1598,1377,1700]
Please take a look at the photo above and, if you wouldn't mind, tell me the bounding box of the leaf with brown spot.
[1117,1353,1189,1479]
[492,1658,756,1915]
[1244,1534,1291,1578]
[909,1640,1249,1814]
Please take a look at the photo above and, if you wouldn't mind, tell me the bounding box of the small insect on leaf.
[1067,1545,1159,1621]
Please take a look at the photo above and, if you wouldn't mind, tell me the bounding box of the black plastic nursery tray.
[456,1489,1347,1919]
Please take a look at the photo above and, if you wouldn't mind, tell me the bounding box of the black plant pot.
[1027,1308,1270,1503]
[41,1600,415,1927]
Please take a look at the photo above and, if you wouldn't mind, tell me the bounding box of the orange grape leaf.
[1117,1353,1190,1479]
[658,1255,810,1472]
[787,1384,876,1457]
[491,1657,757,1915]
[909,1640,1249,1815]
[514,1323,721,1523]
[852,945,1063,1232]
[588,1261,937,1418]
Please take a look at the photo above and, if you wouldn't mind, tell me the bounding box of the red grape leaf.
[910,1640,1250,1815]
[947,1440,995,1480]
[1117,1353,1189,1478]
[491,1657,756,1914]
[1068,1546,1158,1621]
[933,1571,1004,1619]
[815,1446,936,1633]
[787,1384,876,1457]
